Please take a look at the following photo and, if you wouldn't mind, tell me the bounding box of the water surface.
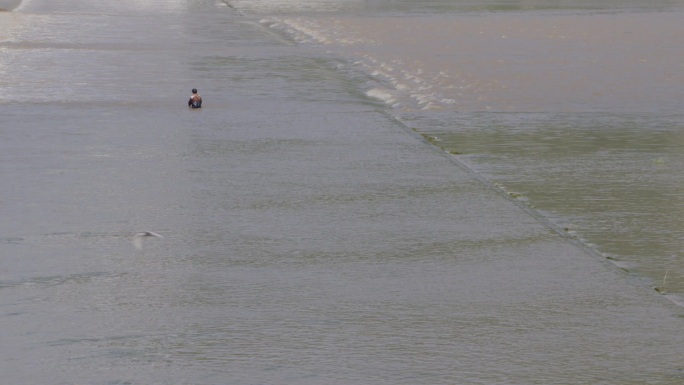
[2,1,684,384]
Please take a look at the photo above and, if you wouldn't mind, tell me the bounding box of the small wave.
[366,88,397,106]
[0,271,124,290]
[263,18,332,45]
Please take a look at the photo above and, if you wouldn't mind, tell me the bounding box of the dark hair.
[192,88,197,93]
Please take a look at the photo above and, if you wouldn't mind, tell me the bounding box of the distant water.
[2,1,684,384]
[257,0,684,297]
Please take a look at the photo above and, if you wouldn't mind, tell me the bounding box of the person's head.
[192,88,198,94]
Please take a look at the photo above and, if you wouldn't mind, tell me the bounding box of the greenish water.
[404,112,684,296]
[254,0,684,301]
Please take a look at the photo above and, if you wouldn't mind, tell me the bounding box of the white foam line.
[366,88,396,106]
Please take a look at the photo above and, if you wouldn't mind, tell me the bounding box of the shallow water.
[2,1,684,384]
[259,0,684,298]
[407,112,684,294]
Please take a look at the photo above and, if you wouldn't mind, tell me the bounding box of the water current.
[1,0,684,384]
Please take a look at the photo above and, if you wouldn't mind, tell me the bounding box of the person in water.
[188,88,202,109]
